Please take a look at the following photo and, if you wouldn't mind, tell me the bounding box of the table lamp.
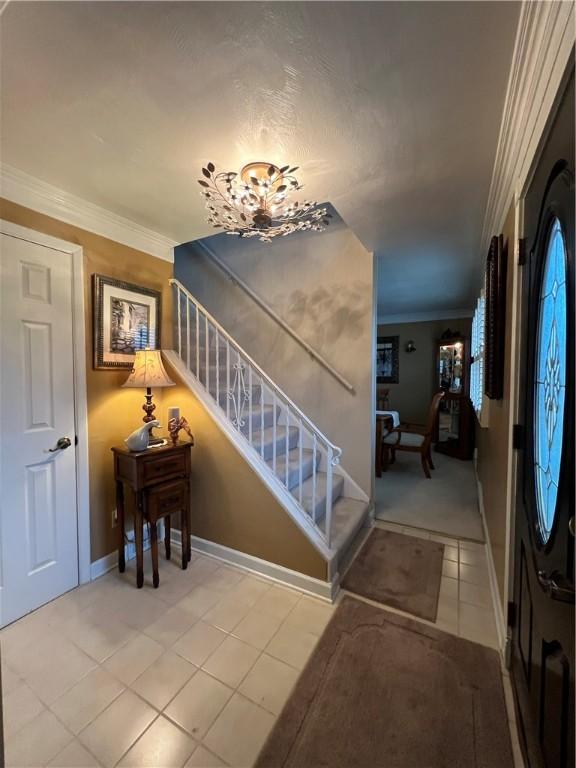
[122,349,175,444]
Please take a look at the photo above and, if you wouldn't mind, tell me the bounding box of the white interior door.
[0,232,79,627]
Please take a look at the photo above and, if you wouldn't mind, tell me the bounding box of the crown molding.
[378,308,473,326]
[0,164,177,262]
[480,1,574,254]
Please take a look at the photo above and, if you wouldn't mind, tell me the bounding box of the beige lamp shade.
[122,349,175,389]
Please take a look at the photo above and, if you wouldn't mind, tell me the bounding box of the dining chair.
[381,392,445,478]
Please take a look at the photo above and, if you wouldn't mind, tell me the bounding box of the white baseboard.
[171,530,336,602]
[475,475,507,657]
[90,538,152,580]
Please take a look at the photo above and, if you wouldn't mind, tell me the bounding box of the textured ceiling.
[0,1,519,317]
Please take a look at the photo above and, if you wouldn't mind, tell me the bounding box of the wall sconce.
[405,340,416,353]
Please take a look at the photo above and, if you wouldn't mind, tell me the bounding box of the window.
[470,291,485,414]
[534,217,567,544]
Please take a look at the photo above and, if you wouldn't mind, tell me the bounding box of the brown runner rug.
[256,597,513,768]
[342,528,444,621]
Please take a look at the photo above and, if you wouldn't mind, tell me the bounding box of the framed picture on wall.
[93,274,162,369]
[376,336,399,383]
[484,235,507,399]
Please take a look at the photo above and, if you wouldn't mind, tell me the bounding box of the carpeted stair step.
[296,472,345,523]
[266,448,319,491]
[240,405,279,435]
[254,425,299,461]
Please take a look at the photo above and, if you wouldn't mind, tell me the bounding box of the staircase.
[165,279,370,578]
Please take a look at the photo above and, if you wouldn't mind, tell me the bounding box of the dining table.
[375,410,400,478]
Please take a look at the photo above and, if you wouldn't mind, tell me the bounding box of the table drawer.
[141,452,186,485]
[146,480,187,521]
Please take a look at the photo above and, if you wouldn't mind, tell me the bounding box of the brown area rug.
[256,597,513,768]
[341,528,444,621]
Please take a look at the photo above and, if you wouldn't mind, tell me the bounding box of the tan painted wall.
[476,203,515,608]
[161,362,327,580]
[0,198,173,562]
[376,317,472,424]
[175,216,375,496]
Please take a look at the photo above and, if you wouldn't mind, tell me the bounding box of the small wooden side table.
[112,441,193,588]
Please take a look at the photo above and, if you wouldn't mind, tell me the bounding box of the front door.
[0,230,79,627]
[511,71,575,768]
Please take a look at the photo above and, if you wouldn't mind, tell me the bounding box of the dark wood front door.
[511,70,575,768]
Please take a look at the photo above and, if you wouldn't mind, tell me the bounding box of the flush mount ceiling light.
[198,161,331,243]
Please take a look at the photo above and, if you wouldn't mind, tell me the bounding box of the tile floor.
[1,531,525,767]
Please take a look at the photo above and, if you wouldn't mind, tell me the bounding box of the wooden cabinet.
[434,336,475,460]
[112,441,193,588]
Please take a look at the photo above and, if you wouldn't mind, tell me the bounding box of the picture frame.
[376,335,399,384]
[484,235,507,399]
[93,274,162,369]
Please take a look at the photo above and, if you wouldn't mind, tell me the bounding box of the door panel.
[0,233,79,626]
[511,71,575,768]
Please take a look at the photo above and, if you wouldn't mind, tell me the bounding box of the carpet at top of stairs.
[256,596,513,768]
[341,528,444,621]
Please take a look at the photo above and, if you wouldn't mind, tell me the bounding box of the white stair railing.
[170,278,342,548]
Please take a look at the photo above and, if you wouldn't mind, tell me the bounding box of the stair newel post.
[195,305,200,378]
[186,297,191,370]
[176,285,182,357]
[248,366,253,445]
[205,318,210,393]
[298,420,304,505]
[285,407,290,489]
[312,433,317,526]
[272,391,277,475]
[260,377,265,458]
[325,444,334,548]
[226,339,230,420]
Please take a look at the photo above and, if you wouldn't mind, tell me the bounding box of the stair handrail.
[194,242,356,394]
[170,278,343,465]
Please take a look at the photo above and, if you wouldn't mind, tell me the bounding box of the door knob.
[537,570,575,603]
[47,437,72,452]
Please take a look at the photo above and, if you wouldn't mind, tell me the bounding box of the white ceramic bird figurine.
[125,420,161,452]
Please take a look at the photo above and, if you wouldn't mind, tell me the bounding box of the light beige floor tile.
[119,715,196,767]
[78,690,157,768]
[3,683,46,737]
[186,556,221,583]
[283,596,334,636]
[5,709,74,767]
[99,590,169,631]
[203,693,275,767]
[62,605,138,663]
[239,653,299,715]
[441,559,459,579]
[459,581,492,609]
[228,576,271,607]
[439,576,458,602]
[459,540,486,553]
[251,585,301,620]
[165,670,233,740]
[177,586,225,619]
[459,562,490,586]
[49,739,102,767]
[103,633,164,685]
[458,603,498,649]
[131,651,196,710]
[443,544,459,562]
[202,636,260,689]
[143,603,199,648]
[231,609,284,651]
[203,595,253,633]
[50,667,125,735]
[173,621,227,667]
[203,566,245,592]
[436,596,458,633]
[266,623,318,670]
[184,745,227,767]
[1,662,24,695]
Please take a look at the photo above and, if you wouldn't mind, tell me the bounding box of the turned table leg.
[135,492,144,589]
[150,521,159,588]
[164,515,171,560]
[116,481,125,573]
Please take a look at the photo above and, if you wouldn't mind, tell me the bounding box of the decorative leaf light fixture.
[198,161,331,243]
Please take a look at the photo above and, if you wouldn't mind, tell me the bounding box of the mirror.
[438,341,464,393]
